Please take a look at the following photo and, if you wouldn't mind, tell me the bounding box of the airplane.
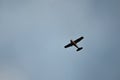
[64,36,84,51]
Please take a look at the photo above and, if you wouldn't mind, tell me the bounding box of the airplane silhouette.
[64,36,84,51]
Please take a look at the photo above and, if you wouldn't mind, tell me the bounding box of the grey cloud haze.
[0,0,120,80]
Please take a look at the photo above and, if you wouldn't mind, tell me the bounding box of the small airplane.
[64,36,84,51]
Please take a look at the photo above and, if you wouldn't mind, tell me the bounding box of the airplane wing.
[74,36,84,43]
[64,43,73,48]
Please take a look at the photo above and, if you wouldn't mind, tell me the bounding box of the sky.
[0,0,120,80]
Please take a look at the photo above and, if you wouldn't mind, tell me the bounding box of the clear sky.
[0,0,120,80]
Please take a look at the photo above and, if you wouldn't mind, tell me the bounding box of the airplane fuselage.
[70,40,79,49]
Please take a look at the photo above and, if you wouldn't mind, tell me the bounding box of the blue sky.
[0,0,120,80]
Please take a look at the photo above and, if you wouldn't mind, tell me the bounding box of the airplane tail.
[76,47,83,51]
